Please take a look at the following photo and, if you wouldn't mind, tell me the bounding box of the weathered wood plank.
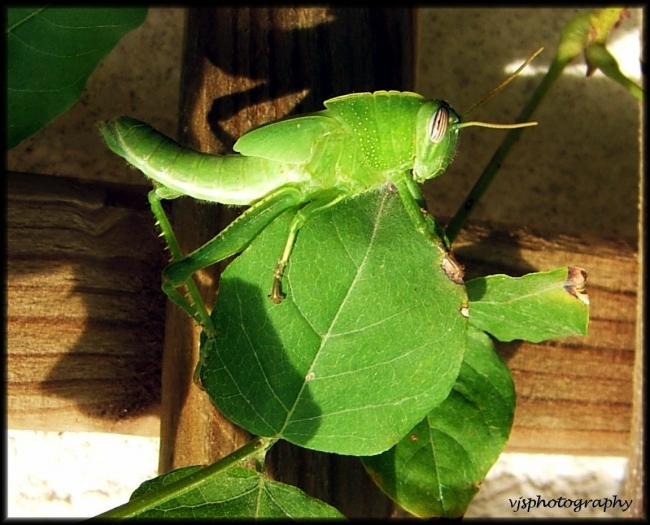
[7,172,166,437]
[7,171,637,456]
[453,222,637,456]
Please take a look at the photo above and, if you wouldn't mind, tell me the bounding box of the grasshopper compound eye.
[428,106,449,144]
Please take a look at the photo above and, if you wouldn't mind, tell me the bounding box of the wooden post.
[158,7,415,517]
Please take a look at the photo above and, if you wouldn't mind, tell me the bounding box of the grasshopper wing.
[233,113,339,164]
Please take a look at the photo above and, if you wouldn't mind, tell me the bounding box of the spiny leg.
[148,190,215,333]
[269,190,348,304]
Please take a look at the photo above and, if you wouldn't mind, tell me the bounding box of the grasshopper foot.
[269,262,287,304]
[269,278,285,304]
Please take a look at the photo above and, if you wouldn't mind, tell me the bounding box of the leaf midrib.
[278,190,390,434]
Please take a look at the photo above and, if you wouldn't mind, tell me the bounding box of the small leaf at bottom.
[361,327,515,518]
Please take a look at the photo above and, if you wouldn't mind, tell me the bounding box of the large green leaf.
[361,326,515,518]
[466,267,590,343]
[200,186,468,456]
[6,7,148,149]
[126,465,344,519]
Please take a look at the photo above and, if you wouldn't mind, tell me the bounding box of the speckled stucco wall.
[416,8,641,242]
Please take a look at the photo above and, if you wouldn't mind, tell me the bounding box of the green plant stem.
[446,8,642,242]
[91,436,278,519]
[586,43,644,102]
[445,54,568,243]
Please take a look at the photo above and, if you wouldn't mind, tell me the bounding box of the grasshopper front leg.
[394,177,452,253]
[394,177,465,284]
[269,188,348,303]
[161,186,303,326]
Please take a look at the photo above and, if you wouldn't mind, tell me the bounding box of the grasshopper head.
[412,49,543,184]
[412,98,538,184]
[413,100,461,183]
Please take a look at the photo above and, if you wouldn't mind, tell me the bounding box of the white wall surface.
[8,429,630,518]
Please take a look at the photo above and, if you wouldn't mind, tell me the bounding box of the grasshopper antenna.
[462,47,544,118]
[452,47,544,131]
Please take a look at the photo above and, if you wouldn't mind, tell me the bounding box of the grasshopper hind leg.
[147,190,215,333]
[161,186,305,310]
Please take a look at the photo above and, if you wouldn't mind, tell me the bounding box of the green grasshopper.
[99,52,540,333]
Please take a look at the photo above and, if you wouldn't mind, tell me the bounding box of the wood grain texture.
[7,172,638,454]
[623,136,644,515]
[7,172,166,436]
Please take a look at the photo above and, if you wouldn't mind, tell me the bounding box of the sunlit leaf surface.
[201,187,469,456]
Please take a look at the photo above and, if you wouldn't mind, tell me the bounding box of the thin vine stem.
[92,436,278,519]
[445,54,568,243]
[445,8,641,242]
